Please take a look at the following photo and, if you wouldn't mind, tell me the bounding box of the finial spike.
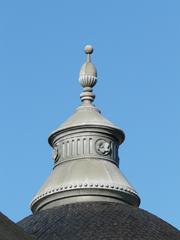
[84,45,93,62]
[79,45,97,104]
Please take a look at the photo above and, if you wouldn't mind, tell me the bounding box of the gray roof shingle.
[0,212,33,240]
[18,202,180,240]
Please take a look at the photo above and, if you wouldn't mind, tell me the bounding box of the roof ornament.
[30,45,140,213]
[79,45,97,103]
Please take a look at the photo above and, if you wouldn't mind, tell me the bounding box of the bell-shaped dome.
[30,45,140,213]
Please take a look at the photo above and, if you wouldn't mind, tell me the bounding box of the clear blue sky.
[0,1,179,229]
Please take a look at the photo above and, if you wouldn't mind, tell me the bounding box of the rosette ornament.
[79,45,97,103]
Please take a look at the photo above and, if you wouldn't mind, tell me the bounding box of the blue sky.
[0,1,179,229]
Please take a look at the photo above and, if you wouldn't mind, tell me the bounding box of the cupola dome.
[30,45,140,213]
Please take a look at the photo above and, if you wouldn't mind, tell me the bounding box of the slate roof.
[0,212,33,240]
[18,202,180,240]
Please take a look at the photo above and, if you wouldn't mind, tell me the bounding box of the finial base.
[80,87,95,103]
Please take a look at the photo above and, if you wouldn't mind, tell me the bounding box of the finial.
[84,45,93,54]
[84,45,93,62]
[79,45,97,103]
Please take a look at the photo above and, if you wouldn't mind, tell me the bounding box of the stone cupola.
[30,45,140,213]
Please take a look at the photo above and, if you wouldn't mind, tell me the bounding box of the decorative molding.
[79,75,97,88]
[52,134,118,166]
[31,183,138,207]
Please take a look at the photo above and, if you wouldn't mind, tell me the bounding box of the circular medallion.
[52,147,61,163]
[96,139,111,156]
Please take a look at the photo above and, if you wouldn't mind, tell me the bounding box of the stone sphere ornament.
[84,45,93,54]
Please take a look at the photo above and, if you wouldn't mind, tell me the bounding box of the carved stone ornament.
[96,139,111,156]
[52,147,61,163]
